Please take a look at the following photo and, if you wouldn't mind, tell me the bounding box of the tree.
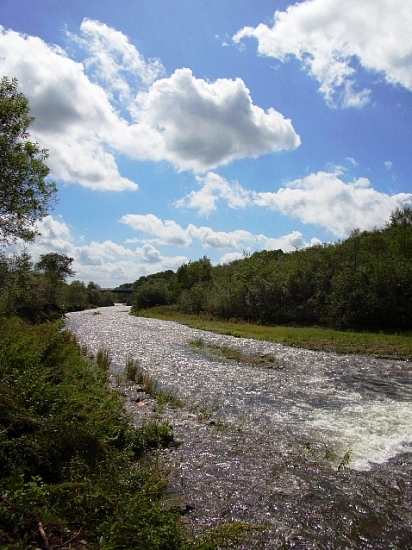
[0,77,57,244]
[36,253,75,283]
[65,280,88,310]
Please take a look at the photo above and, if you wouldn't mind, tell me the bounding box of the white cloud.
[234,0,412,107]
[187,225,255,249]
[0,26,138,191]
[0,21,299,192]
[177,171,412,237]
[135,68,300,172]
[120,214,193,246]
[384,160,393,170]
[176,172,252,216]
[71,18,164,106]
[6,215,189,286]
[120,212,316,253]
[253,171,412,237]
[136,244,162,263]
[219,252,244,264]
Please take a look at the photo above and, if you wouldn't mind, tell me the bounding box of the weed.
[189,340,279,369]
[96,347,112,371]
[0,317,188,549]
[125,354,139,382]
[136,368,158,396]
[191,337,205,348]
[157,390,184,409]
[189,403,213,422]
[126,355,183,409]
[323,446,337,461]
[92,310,101,316]
[338,450,352,472]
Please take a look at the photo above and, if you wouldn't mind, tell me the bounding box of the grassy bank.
[132,307,412,361]
[0,317,257,549]
[0,317,188,549]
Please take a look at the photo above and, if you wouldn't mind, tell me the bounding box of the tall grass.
[0,317,184,549]
[134,307,412,360]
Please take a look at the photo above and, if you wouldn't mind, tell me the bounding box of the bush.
[0,317,187,549]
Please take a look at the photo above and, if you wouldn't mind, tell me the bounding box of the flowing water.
[66,305,412,548]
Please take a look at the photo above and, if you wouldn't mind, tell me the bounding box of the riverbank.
[67,305,412,549]
[0,316,189,550]
[132,306,412,360]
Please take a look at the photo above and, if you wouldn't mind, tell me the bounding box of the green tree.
[0,248,43,320]
[35,253,75,308]
[65,280,88,310]
[36,252,75,283]
[0,77,56,244]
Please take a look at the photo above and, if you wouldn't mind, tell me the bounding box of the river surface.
[66,305,412,549]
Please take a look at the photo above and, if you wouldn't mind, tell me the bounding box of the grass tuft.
[136,308,412,360]
[189,340,280,369]
[96,347,112,371]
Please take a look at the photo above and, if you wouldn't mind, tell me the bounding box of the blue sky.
[1,0,412,286]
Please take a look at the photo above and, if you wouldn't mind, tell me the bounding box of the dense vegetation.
[0,78,207,549]
[0,318,189,549]
[0,77,56,245]
[0,249,119,321]
[131,207,412,333]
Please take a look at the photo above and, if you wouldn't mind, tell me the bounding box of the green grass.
[125,355,183,408]
[0,317,188,549]
[189,338,279,368]
[133,307,412,360]
[0,317,258,549]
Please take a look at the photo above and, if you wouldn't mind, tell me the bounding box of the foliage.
[36,252,75,282]
[131,209,412,333]
[0,248,114,320]
[0,77,57,244]
[132,269,175,310]
[0,317,186,549]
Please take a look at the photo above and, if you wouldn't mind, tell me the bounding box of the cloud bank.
[177,171,412,237]
[0,20,300,191]
[120,213,315,252]
[234,0,412,107]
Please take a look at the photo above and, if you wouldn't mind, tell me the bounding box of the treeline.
[131,208,412,332]
[0,250,117,322]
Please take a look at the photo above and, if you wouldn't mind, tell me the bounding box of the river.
[66,305,412,549]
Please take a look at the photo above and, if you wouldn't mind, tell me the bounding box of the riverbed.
[66,305,412,549]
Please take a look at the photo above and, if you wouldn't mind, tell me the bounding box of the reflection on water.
[67,305,412,548]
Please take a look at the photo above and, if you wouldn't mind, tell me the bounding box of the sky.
[1,0,412,287]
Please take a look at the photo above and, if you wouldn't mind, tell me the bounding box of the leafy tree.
[65,280,88,310]
[35,253,75,309]
[0,248,43,320]
[36,252,75,282]
[0,77,56,244]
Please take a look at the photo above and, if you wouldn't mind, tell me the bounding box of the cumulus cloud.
[177,171,412,237]
[120,214,193,246]
[0,26,138,191]
[76,18,164,95]
[0,21,299,191]
[136,244,163,263]
[120,213,316,253]
[219,252,244,264]
[176,172,252,216]
[253,171,412,237]
[6,215,189,286]
[135,68,300,171]
[234,0,412,107]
